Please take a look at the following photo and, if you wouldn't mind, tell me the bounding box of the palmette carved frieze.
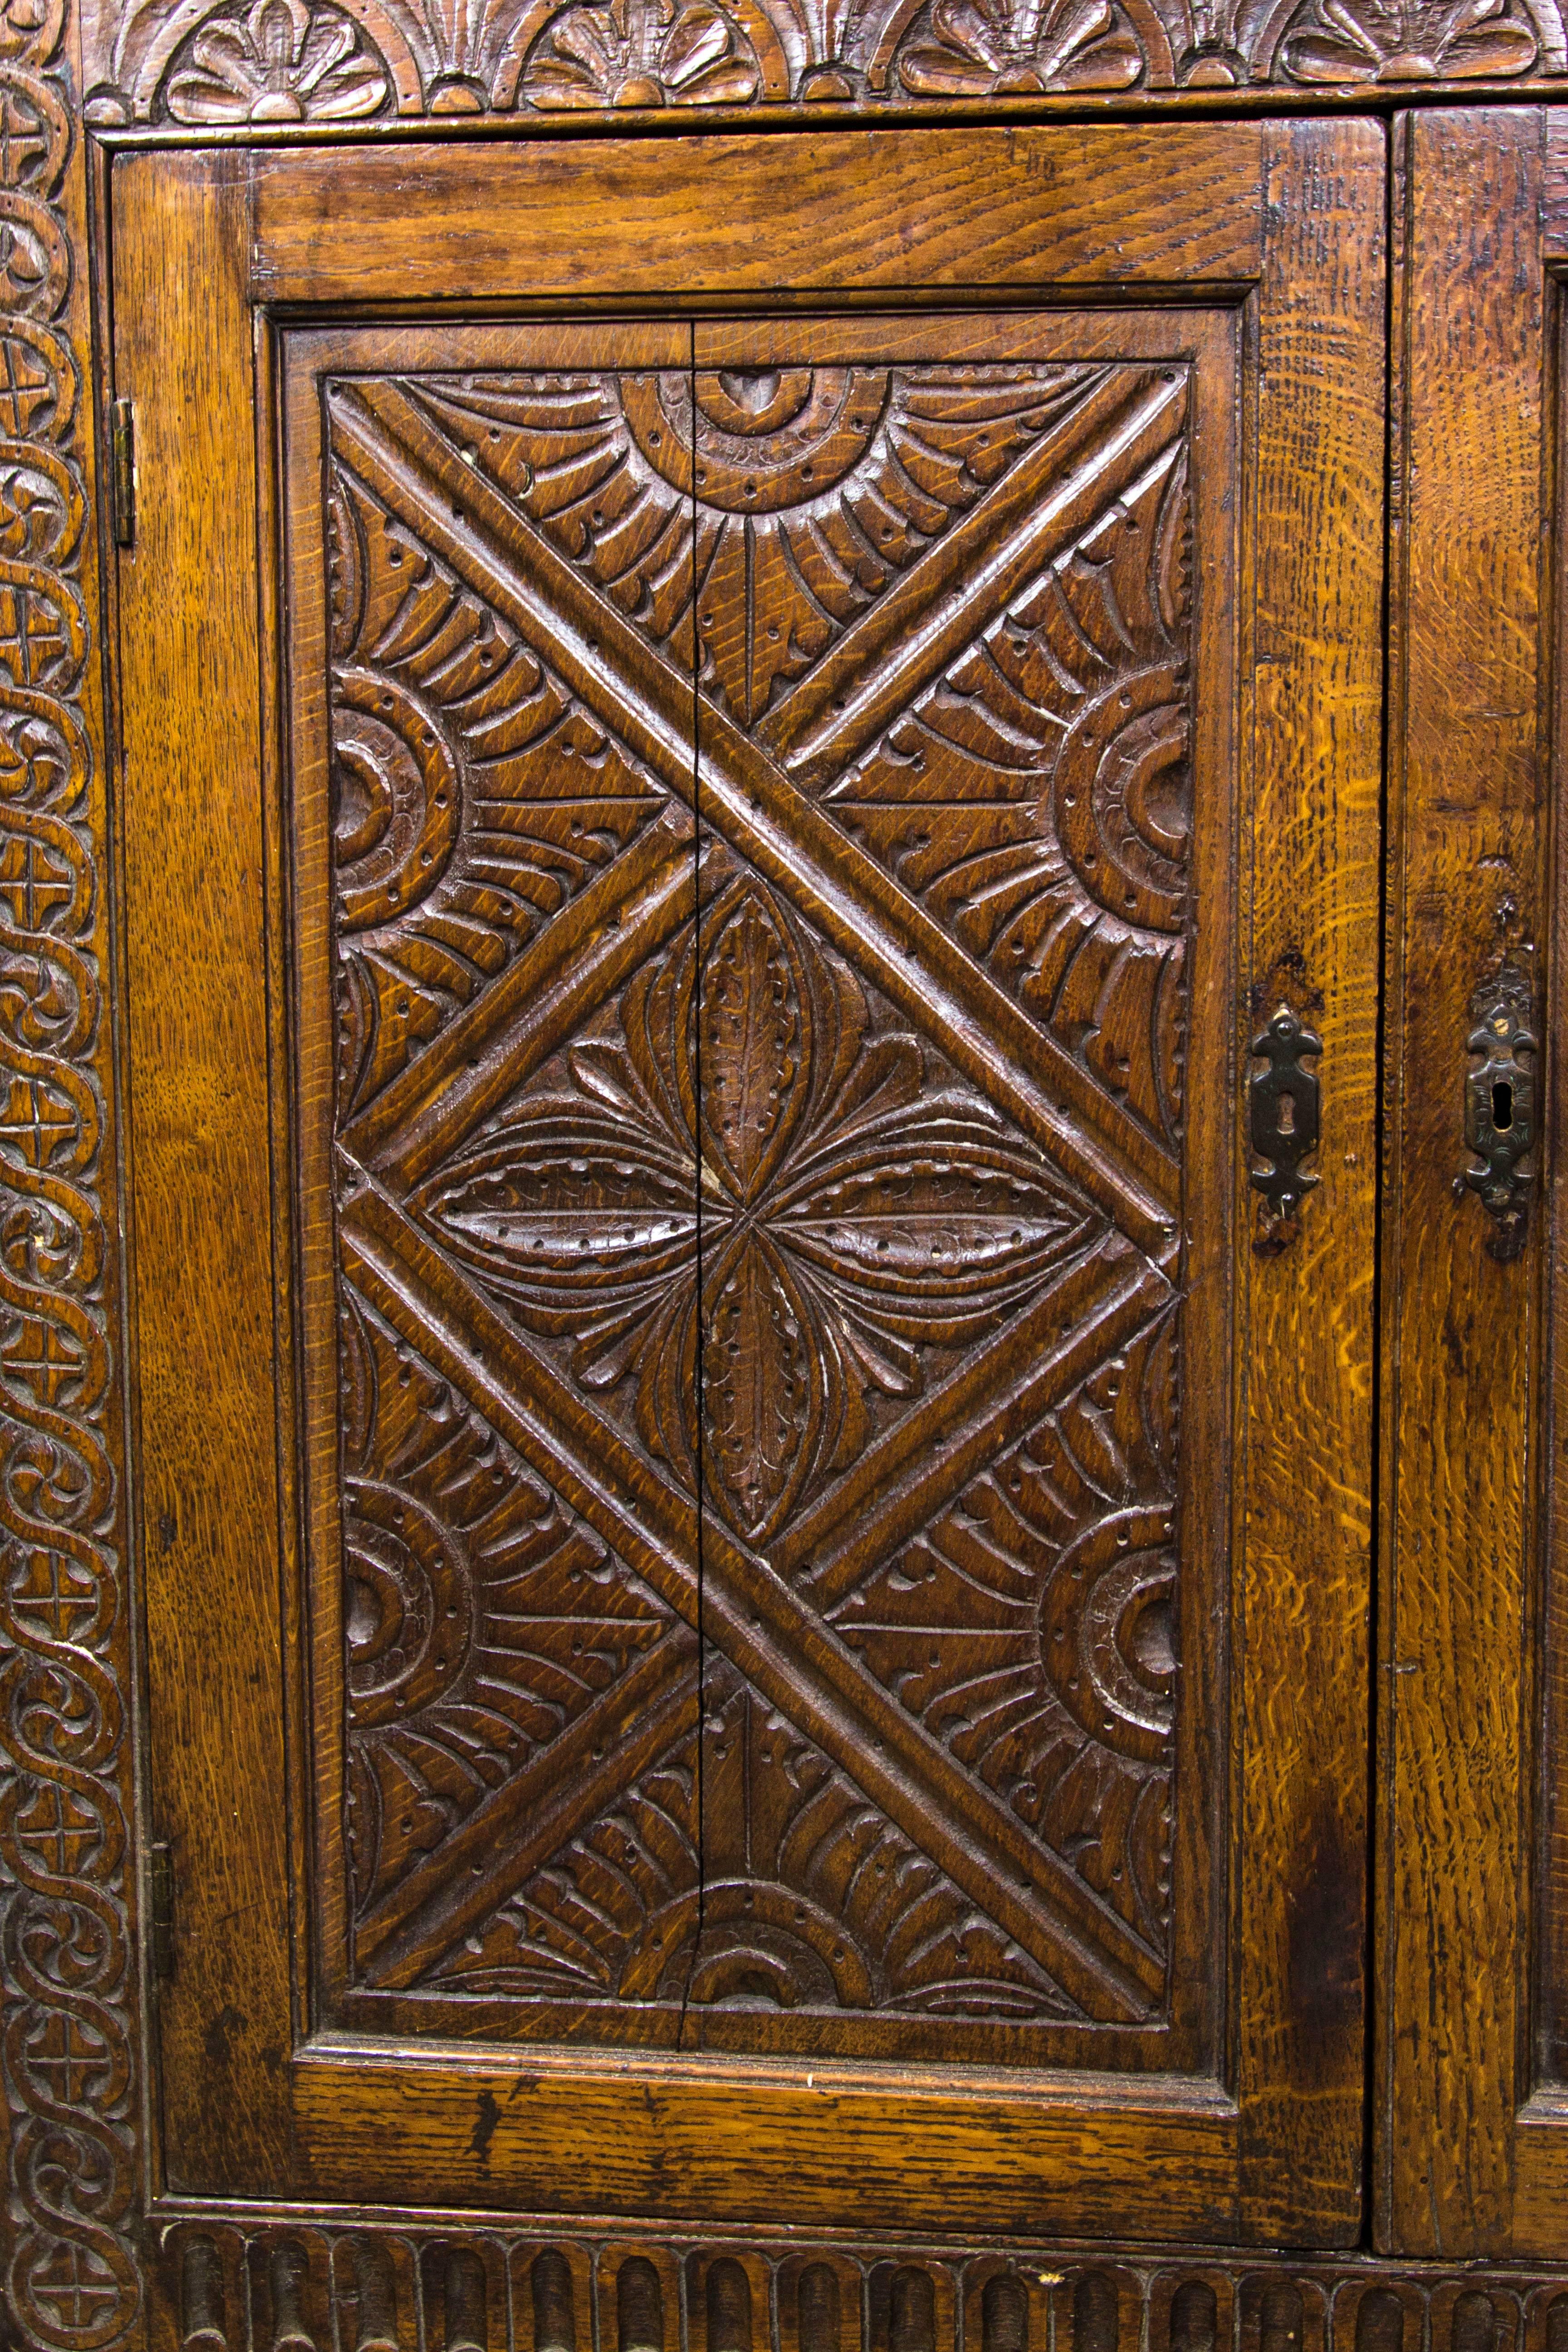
[82,0,1568,122]
[323,361,1191,2034]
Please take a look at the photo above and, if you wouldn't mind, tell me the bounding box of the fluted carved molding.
[152,2221,1568,2352]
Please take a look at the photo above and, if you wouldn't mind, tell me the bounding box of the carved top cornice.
[74,0,1568,131]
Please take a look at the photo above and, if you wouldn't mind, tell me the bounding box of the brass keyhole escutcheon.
[1464,961,1537,1262]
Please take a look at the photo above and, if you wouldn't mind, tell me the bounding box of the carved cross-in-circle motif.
[332,666,461,931]
[343,1477,475,1725]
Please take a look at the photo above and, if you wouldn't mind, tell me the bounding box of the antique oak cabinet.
[8,6,1568,2346]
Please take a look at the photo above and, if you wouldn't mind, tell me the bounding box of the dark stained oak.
[295,327,1215,2061]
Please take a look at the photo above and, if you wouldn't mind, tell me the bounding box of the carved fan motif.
[326,423,674,1114]
[338,1286,686,1941]
[403,363,1112,720]
[824,1307,1179,1944]
[895,0,1146,90]
[434,1656,1080,2016]
[160,0,392,119]
[822,435,1192,1151]
[1277,0,1540,76]
[519,0,764,103]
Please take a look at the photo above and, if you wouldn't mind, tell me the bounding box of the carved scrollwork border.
[0,0,137,2343]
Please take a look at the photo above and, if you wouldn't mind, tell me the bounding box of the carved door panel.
[110,123,1382,2252]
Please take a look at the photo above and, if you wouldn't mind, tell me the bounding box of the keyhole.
[1494,1078,1515,1132]
[1277,1093,1296,1137]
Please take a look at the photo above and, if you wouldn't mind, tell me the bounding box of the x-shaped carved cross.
[328,367,1187,2023]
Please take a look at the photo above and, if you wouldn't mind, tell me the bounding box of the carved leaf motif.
[411,937,703,1488]
[413,869,1100,1540]
[704,1235,815,1536]
[700,883,803,1201]
[162,0,392,118]
[897,0,1145,90]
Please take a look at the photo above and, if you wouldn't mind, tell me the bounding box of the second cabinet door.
[112,122,1383,2245]
[1385,104,1568,2263]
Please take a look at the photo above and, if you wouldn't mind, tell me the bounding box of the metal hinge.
[148,1838,175,1987]
[110,397,135,549]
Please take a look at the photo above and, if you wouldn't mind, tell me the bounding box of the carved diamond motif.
[313,358,1191,2034]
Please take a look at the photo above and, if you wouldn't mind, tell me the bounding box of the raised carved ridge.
[338,1282,687,1939]
[327,439,673,1119]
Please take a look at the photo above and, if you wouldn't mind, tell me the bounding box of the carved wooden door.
[109,123,1383,2272]
[1381,104,1568,2262]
